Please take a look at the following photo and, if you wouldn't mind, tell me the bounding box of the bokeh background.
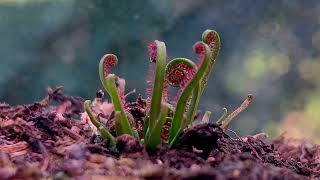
[1,0,319,141]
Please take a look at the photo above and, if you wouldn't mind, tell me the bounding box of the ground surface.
[0,88,319,180]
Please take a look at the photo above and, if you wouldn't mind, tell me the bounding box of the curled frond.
[184,30,222,127]
[166,58,196,87]
[166,58,196,108]
[101,54,118,78]
[97,53,138,139]
[202,29,221,59]
[200,30,221,95]
[169,42,212,146]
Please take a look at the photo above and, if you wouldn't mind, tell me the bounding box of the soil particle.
[179,123,225,158]
[116,134,143,154]
[154,148,206,169]
[31,116,60,138]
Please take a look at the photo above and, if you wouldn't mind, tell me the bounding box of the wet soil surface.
[0,88,319,180]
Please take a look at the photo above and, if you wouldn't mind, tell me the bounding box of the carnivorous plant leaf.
[84,100,115,148]
[168,41,212,146]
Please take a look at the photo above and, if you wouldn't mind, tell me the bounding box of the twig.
[62,127,82,140]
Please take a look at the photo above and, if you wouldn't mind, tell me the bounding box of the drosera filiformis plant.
[84,29,254,152]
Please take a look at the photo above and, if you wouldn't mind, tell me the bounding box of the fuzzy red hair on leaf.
[146,41,169,102]
[167,67,185,87]
[102,54,118,78]
[205,31,216,49]
[146,63,156,99]
[148,41,157,63]
[193,42,208,68]
[165,59,196,106]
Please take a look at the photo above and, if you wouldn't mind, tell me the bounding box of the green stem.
[169,42,212,146]
[84,100,101,128]
[84,100,115,148]
[148,40,167,134]
[99,126,116,149]
[114,111,123,136]
[143,116,150,138]
[105,74,138,139]
[145,103,168,151]
[186,82,201,126]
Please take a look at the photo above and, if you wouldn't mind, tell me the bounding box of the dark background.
[0,0,319,141]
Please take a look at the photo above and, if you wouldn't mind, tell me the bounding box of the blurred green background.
[0,0,319,141]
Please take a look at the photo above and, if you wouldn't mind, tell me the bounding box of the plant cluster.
[84,29,253,152]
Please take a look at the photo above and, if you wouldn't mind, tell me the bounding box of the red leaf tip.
[102,54,118,77]
[103,54,117,67]
[148,41,157,63]
[247,94,254,102]
[206,31,218,49]
[194,42,206,55]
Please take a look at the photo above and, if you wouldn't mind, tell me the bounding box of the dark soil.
[0,88,319,180]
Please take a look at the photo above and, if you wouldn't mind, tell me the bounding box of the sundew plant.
[84,29,253,152]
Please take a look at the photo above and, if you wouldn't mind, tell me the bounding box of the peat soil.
[0,88,319,180]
